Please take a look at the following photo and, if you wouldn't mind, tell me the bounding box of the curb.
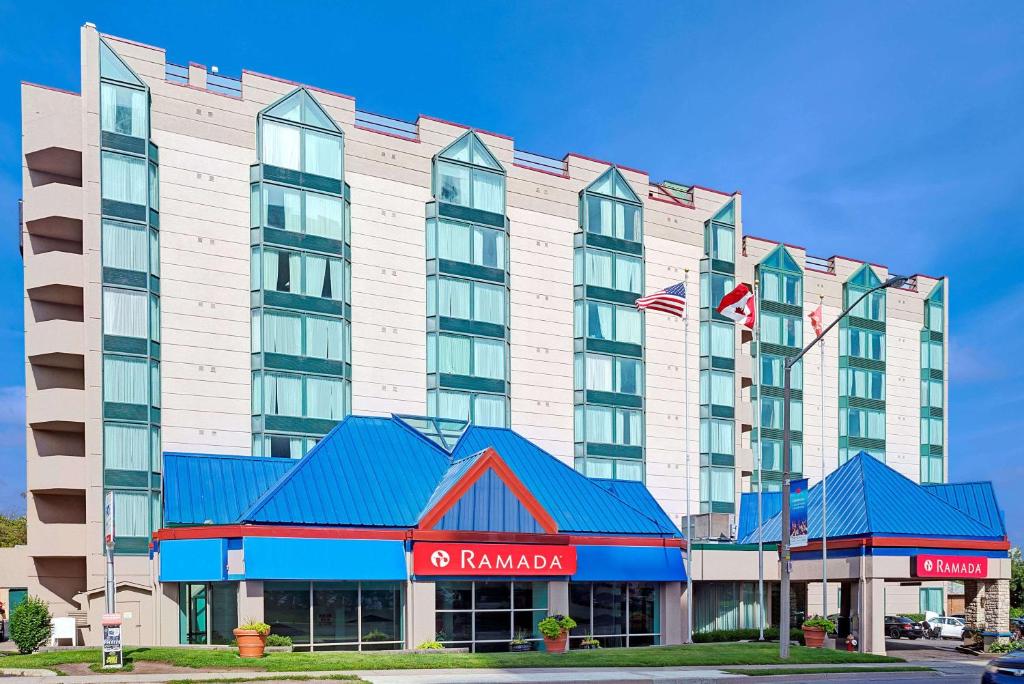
[0,667,60,676]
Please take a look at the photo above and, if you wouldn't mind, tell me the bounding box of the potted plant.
[801,615,835,649]
[510,629,532,652]
[538,614,577,654]
[580,635,600,650]
[233,619,270,658]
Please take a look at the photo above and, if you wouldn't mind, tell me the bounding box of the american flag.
[635,282,687,317]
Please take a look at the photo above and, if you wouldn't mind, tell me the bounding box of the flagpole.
[753,273,764,641]
[680,269,693,643]
[820,295,828,621]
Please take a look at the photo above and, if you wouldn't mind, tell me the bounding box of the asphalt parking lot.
[884,635,985,661]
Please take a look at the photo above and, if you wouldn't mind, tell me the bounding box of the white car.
[928,616,964,639]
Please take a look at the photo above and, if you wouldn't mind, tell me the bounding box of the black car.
[884,615,925,639]
[983,649,1024,683]
[1011,618,1024,640]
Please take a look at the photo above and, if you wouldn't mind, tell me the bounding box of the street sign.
[790,479,809,548]
[101,613,123,669]
[104,492,115,546]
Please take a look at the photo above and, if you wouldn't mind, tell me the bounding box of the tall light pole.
[777,275,907,658]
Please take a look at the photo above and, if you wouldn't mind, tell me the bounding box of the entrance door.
[8,588,27,613]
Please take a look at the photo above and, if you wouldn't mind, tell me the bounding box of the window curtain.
[711,371,734,407]
[588,196,612,236]
[474,283,504,324]
[615,307,641,344]
[303,130,342,179]
[586,251,613,288]
[307,376,345,419]
[616,410,642,446]
[715,225,734,262]
[251,311,262,353]
[471,169,503,213]
[265,185,301,231]
[473,338,504,379]
[102,219,147,272]
[710,323,733,358]
[709,420,734,454]
[328,259,345,302]
[473,227,504,268]
[695,583,739,633]
[711,467,735,503]
[586,406,614,443]
[439,335,471,375]
[616,358,641,395]
[615,256,642,293]
[762,272,781,302]
[616,460,643,481]
[306,316,343,360]
[103,288,147,338]
[437,162,469,206]
[473,394,506,427]
[439,278,471,319]
[262,121,301,170]
[150,294,160,342]
[437,391,470,421]
[113,491,149,537]
[101,152,146,205]
[103,356,147,404]
[265,373,302,416]
[150,230,160,277]
[104,423,149,471]
[261,249,279,292]
[586,355,614,392]
[305,193,343,239]
[617,203,640,242]
[150,361,160,407]
[265,311,301,355]
[304,255,327,298]
[588,302,612,340]
[100,83,146,138]
[438,220,471,263]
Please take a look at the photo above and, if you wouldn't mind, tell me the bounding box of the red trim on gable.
[418,114,514,141]
[418,448,559,534]
[101,34,166,53]
[241,69,356,102]
[564,153,647,177]
[21,82,80,97]
[745,234,807,252]
[691,184,740,197]
[648,184,695,210]
[353,125,420,144]
[165,80,243,101]
[512,162,568,179]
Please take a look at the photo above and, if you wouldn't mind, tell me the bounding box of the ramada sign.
[914,554,988,579]
[413,542,577,576]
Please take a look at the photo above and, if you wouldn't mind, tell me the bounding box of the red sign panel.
[413,542,577,577]
[914,554,988,579]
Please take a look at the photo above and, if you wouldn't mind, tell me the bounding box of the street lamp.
[777,275,908,658]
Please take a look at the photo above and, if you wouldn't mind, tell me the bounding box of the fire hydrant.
[846,634,858,651]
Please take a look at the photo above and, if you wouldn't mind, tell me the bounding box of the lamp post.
[777,275,907,658]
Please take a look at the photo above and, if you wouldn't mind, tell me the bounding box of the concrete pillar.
[408,580,435,649]
[861,578,886,655]
[660,581,682,645]
[983,579,1011,651]
[547,581,569,616]
[964,580,985,629]
[187,63,207,89]
[156,582,179,646]
[237,580,263,623]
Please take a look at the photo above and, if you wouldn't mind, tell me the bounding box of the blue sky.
[0,1,1021,543]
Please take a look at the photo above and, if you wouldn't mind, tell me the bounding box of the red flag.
[809,304,824,337]
[717,283,755,330]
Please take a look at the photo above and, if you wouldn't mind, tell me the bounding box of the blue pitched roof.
[163,453,296,526]
[923,482,1006,538]
[241,416,451,527]
[452,426,679,537]
[591,479,681,536]
[738,491,782,541]
[740,453,1002,544]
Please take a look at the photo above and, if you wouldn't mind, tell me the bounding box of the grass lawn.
[0,643,901,672]
[723,666,933,676]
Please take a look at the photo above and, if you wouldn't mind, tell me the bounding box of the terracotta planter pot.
[802,626,826,648]
[233,629,267,658]
[543,630,568,653]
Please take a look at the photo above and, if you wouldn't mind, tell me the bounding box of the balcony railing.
[513,149,566,176]
[207,71,242,97]
[165,62,188,85]
[354,110,418,140]
[889,273,919,292]
[805,254,835,274]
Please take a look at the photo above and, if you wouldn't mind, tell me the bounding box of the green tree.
[10,595,52,654]
[1011,547,1024,609]
[0,513,27,547]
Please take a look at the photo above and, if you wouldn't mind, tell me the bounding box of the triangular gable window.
[761,245,801,274]
[395,414,468,453]
[264,89,340,132]
[438,132,502,171]
[100,41,144,87]
[927,281,944,304]
[586,167,641,204]
[848,264,882,289]
[713,200,736,226]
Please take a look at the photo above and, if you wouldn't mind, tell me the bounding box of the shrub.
[10,595,52,654]
[416,640,444,650]
[537,614,577,639]
[802,615,837,632]
[237,619,270,636]
[265,634,292,647]
[899,613,926,623]
[1011,607,1024,619]
[692,627,804,645]
[990,640,1024,654]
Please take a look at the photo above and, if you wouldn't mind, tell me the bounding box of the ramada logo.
[915,554,987,579]
[923,559,934,572]
[414,542,578,577]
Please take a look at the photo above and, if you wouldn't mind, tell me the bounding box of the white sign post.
[102,493,121,668]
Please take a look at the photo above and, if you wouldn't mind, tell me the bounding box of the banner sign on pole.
[101,613,123,669]
[790,478,809,548]
[104,491,115,546]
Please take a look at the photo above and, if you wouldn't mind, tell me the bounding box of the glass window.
[922,340,943,371]
[264,185,302,232]
[700,370,734,407]
[842,407,886,440]
[762,271,802,306]
[921,417,944,446]
[921,379,943,408]
[306,315,347,361]
[428,390,506,427]
[927,302,944,332]
[921,453,944,484]
[103,355,148,405]
[103,288,148,338]
[104,423,150,472]
[101,151,147,205]
[585,195,642,243]
[574,406,642,447]
[842,368,885,400]
[700,419,734,455]
[701,272,735,309]
[762,312,801,347]
[568,582,659,649]
[304,129,342,180]
[710,223,734,262]
[849,288,885,321]
[101,82,146,138]
[844,328,885,361]
[433,219,506,269]
[701,322,734,359]
[436,581,546,651]
[436,161,505,213]
[264,582,312,645]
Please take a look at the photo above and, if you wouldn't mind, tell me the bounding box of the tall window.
[252,89,352,456]
[574,168,645,482]
[920,281,945,483]
[427,132,509,428]
[839,265,887,465]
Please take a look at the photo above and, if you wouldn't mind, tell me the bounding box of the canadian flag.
[717,284,756,330]
[809,304,824,337]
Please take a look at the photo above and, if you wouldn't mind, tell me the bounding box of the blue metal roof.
[923,482,1006,538]
[163,453,296,525]
[740,453,1002,543]
[452,426,679,536]
[241,417,451,527]
[590,478,681,536]
[738,491,782,541]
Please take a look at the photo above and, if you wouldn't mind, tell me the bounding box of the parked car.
[1011,617,1024,640]
[884,615,925,639]
[927,616,964,639]
[983,648,1024,683]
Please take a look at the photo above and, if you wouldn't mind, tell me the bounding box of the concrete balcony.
[27,454,88,495]
[27,387,85,433]
[25,250,83,307]
[22,182,83,243]
[26,319,85,369]
[22,84,82,181]
[28,521,90,558]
